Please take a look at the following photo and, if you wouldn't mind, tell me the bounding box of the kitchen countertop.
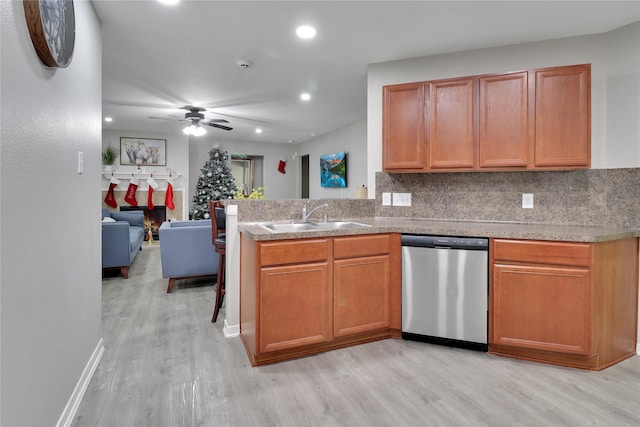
[238,217,640,243]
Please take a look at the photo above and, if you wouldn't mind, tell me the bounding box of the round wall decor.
[24,0,76,68]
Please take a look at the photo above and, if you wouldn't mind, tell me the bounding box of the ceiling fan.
[149,105,233,133]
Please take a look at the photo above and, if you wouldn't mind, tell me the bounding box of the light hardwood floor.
[73,244,640,426]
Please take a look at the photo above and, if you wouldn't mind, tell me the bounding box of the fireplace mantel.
[102,171,182,181]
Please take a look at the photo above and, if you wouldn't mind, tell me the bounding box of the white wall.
[102,129,190,218]
[367,22,640,194]
[298,120,368,199]
[1,1,103,425]
[605,22,640,167]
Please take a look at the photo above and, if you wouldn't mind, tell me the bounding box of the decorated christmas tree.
[190,147,238,220]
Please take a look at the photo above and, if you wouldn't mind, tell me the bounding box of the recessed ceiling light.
[300,93,311,101]
[157,0,180,5]
[104,117,113,122]
[296,25,316,39]
[255,128,263,134]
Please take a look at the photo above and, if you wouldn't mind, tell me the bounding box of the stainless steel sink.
[314,221,372,229]
[260,221,372,233]
[262,223,321,232]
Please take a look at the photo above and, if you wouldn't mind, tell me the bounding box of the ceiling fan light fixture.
[300,93,311,101]
[183,124,207,136]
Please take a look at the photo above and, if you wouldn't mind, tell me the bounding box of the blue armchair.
[102,208,145,279]
[159,220,219,293]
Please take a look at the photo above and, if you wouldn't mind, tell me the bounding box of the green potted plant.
[102,146,117,171]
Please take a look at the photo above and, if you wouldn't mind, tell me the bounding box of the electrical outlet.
[393,193,412,206]
[522,193,534,209]
[382,192,391,206]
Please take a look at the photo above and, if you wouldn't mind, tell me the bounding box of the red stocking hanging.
[147,177,158,210]
[104,182,118,208]
[147,186,154,210]
[124,178,139,206]
[165,182,175,210]
[278,158,287,174]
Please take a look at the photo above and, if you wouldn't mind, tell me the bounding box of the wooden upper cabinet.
[478,71,529,168]
[381,64,591,173]
[426,77,475,169]
[382,83,426,171]
[534,64,591,168]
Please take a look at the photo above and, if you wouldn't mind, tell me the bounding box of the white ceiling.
[94,0,640,144]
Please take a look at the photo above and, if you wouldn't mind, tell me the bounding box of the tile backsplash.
[229,198,375,223]
[376,168,640,229]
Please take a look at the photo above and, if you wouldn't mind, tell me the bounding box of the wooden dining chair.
[208,200,226,323]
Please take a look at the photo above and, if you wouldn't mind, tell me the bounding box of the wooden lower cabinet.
[240,233,401,366]
[259,262,331,353]
[490,238,638,370]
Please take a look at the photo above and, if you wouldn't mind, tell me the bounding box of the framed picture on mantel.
[120,137,166,166]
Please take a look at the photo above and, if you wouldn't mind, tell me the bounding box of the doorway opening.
[301,154,309,199]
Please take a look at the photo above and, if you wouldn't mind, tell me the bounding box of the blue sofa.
[102,208,145,279]
[159,220,219,293]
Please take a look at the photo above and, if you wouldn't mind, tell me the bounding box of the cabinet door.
[491,263,591,355]
[427,77,475,169]
[334,255,390,337]
[534,64,590,168]
[382,83,426,170]
[259,262,331,353]
[478,72,529,168]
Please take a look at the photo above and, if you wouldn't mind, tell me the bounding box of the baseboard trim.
[223,321,240,338]
[56,338,105,427]
[637,343,640,355]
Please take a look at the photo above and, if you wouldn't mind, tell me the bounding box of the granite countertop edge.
[238,217,640,243]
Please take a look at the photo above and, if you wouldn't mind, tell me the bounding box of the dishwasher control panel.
[401,234,488,250]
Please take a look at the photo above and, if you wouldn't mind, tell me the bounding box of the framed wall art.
[120,137,166,166]
[320,151,347,188]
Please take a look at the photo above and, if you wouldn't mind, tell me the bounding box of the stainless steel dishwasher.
[401,234,489,351]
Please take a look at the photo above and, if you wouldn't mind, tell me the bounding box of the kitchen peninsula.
[238,213,639,370]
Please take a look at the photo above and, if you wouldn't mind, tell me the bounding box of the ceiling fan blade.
[148,116,185,122]
[202,122,233,131]
[201,118,230,124]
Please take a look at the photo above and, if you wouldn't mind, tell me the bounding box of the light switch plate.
[393,192,412,206]
[522,193,534,209]
[77,151,84,174]
[382,192,391,206]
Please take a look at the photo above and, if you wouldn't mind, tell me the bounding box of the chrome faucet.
[301,201,329,222]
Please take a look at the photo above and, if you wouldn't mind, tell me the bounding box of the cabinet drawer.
[334,234,391,259]
[259,239,329,267]
[493,239,591,267]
